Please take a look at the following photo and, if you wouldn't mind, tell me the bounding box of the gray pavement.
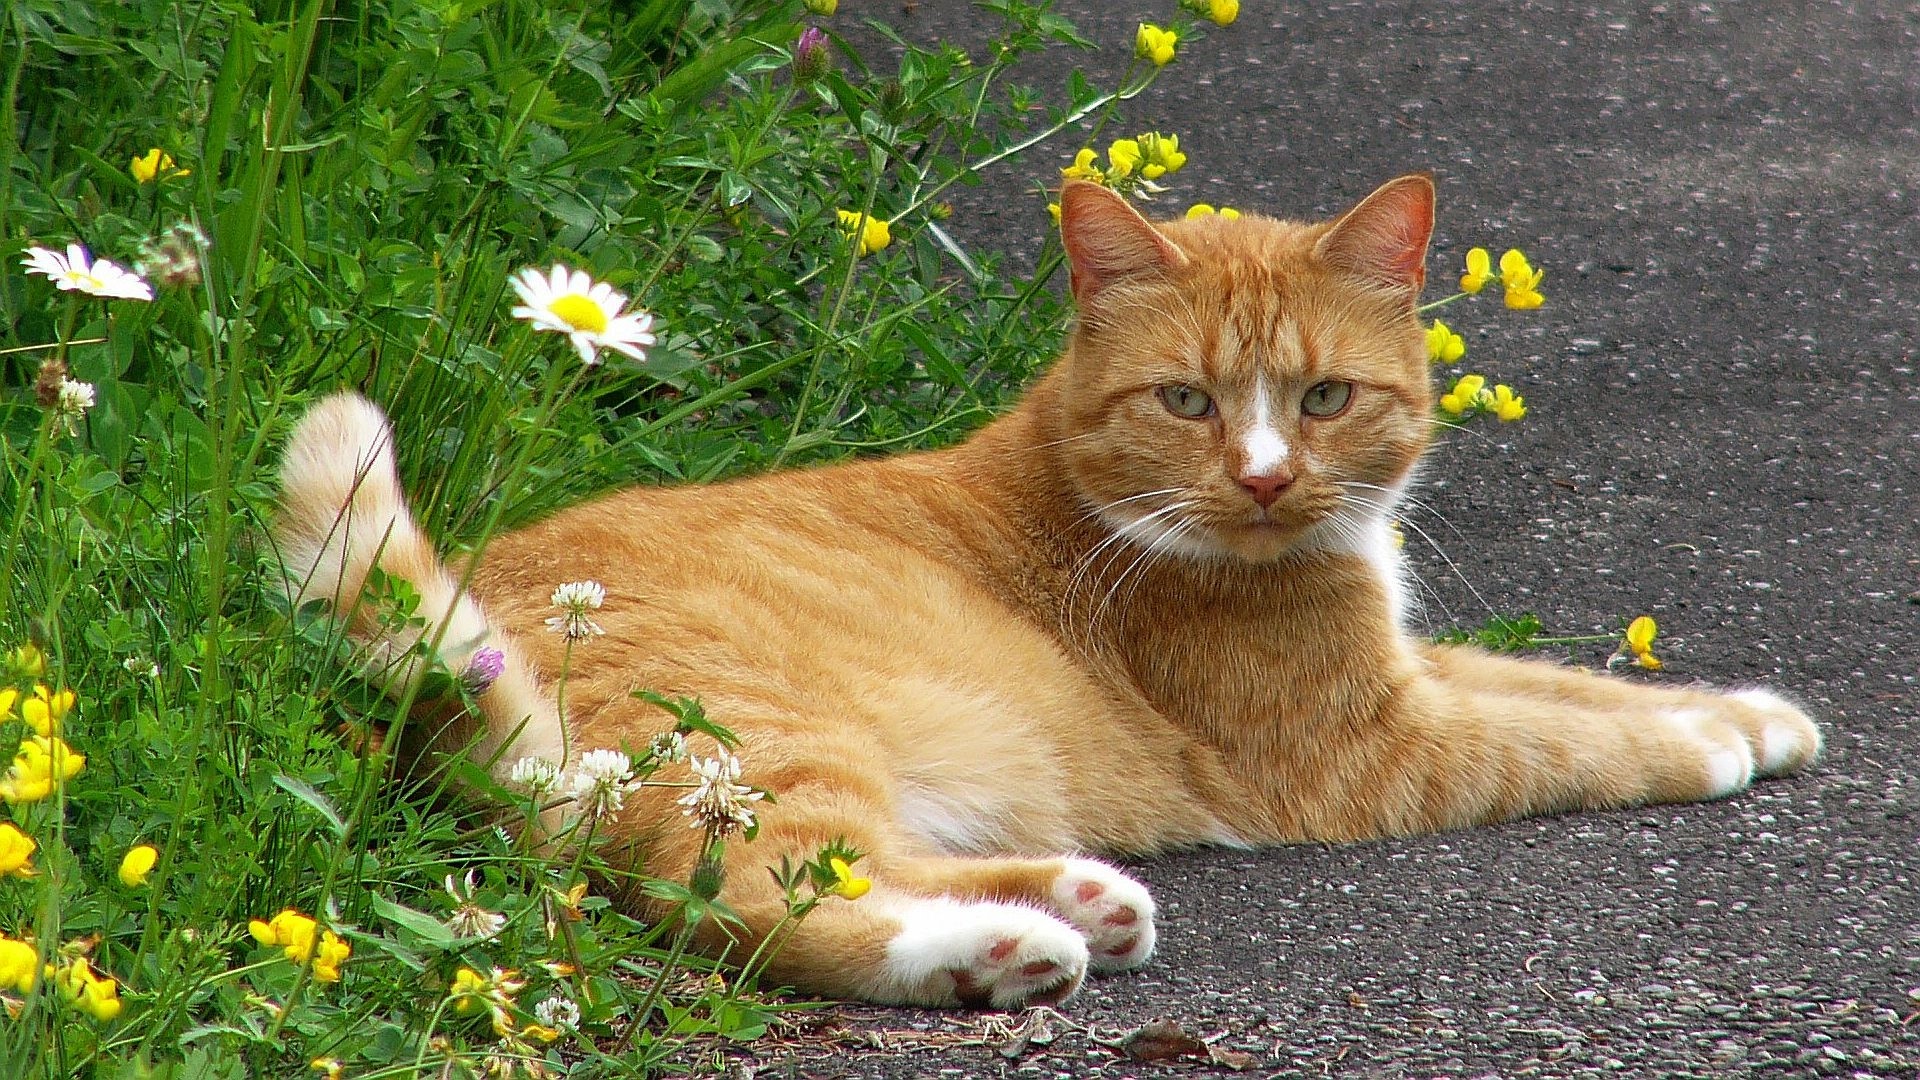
[745,2,1919,1075]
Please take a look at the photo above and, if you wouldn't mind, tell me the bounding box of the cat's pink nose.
[1238,470,1293,507]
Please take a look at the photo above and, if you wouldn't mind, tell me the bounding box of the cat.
[274,174,1823,1009]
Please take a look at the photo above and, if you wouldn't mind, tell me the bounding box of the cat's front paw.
[1049,858,1157,973]
[1725,687,1823,776]
[881,899,1088,1008]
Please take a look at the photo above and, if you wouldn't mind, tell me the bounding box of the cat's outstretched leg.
[611,763,1155,1006]
[1275,643,1824,840]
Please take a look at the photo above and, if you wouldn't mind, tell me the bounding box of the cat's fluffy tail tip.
[274,391,419,613]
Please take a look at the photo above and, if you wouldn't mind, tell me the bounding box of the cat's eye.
[1301,380,1354,418]
[1158,384,1216,420]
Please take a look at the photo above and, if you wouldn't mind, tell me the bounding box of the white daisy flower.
[21,243,154,301]
[508,264,656,366]
[544,580,606,641]
[676,750,764,836]
[564,748,635,818]
[534,994,580,1030]
[508,756,561,797]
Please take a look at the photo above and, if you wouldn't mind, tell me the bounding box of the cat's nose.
[1238,469,1293,507]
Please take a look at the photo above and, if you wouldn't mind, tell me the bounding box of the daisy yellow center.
[546,294,608,335]
[63,270,105,290]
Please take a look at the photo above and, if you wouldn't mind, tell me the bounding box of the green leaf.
[370,894,457,948]
[272,774,347,837]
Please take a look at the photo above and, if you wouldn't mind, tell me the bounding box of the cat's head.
[1052,175,1436,564]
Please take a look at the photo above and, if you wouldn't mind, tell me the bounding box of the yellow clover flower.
[1625,616,1662,670]
[0,824,33,879]
[1425,319,1466,364]
[1459,247,1494,294]
[311,1060,344,1080]
[250,908,350,981]
[835,210,892,257]
[1499,248,1545,309]
[1207,0,1240,24]
[1060,147,1106,185]
[0,936,37,993]
[129,148,189,184]
[0,736,84,805]
[1489,384,1527,422]
[1437,374,1487,417]
[1105,138,1142,179]
[803,0,836,13]
[53,958,122,1022]
[1137,132,1186,178]
[21,684,74,736]
[827,856,871,900]
[1135,23,1178,66]
[1185,204,1241,220]
[0,688,14,721]
[119,844,159,887]
[1048,202,1062,226]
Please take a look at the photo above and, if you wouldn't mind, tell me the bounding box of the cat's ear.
[1059,180,1188,307]
[1313,174,1435,298]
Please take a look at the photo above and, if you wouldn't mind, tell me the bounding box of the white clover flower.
[677,750,764,836]
[648,730,687,764]
[21,243,154,301]
[564,748,635,818]
[48,377,96,436]
[534,994,580,1030]
[508,756,561,797]
[544,580,606,641]
[444,870,507,939]
[508,264,656,366]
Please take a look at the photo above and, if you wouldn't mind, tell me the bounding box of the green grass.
[0,0,1222,1074]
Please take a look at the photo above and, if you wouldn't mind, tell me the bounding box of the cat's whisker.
[1333,480,1465,540]
[1070,487,1189,529]
[1373,501,1503,623]
[1061,499,1193,631]
[1089,504,1200,641]
[1324,494,1456,627]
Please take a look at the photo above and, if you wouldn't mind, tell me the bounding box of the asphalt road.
[740,2,1920,1076]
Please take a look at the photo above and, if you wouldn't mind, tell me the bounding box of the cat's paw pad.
[1661,707,1755,798]
[1726,687,1823,775]
[1049,858,1157,973]
[882,899,1088,1009]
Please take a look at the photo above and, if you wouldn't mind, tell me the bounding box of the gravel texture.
[733,1,1919,1075]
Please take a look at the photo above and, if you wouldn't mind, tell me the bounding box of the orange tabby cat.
[275,175,1822,1008]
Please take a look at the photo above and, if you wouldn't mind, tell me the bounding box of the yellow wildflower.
[522,1022,562,1044]
[1136,132,1186,178]
[0,736,82,805]
[53,959,122,1022]
[1048,202,1062,226]
[1499,248,1545,309]
[1437,374,1487,417]
[311,1060,344,1080]
[803,0,836,13]
[1425,319,1466,364]
[1625,616,1662,670]
[827,856,871,900]
[0,688,14,720]
[251,908,352,982]
[20,684,74,736]
[1060,147,1106,185]
[1459,247,1493,294]
[119,844,159,887]
[835,210,892,257]
[1207,0,1240,24]
[450,966,525,1035]
[1185,204,1241,220]
[1135,23,1178,66]
[1489,384,1527,422]
[1105,138,1142,179]
[1218,207,1240,220]
[0,936,37,993]
[129,148,189,184]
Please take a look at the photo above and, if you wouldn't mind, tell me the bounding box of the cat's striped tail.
[274,392,567,775]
